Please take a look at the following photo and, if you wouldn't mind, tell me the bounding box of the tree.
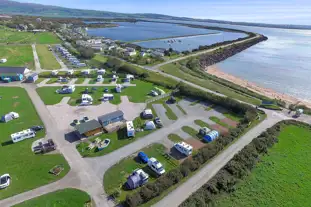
[78,47,95,59]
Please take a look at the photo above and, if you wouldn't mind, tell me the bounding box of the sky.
[18,0,311,25]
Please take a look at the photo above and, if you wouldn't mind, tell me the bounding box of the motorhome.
[126,121,135,137]
[81,94,93,105]
[11,129,36,143]
[174,142,193,156]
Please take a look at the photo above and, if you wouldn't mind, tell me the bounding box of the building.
[97,69,106,75]
[151,51,165,57]
[75,119,103,138]
[0,67,29,81]
[140,52,147,57]
[27,73,38,83]
[11,129,36,143]
[98,110,124,127]
[126,121,135,137]
[126,169,149,190]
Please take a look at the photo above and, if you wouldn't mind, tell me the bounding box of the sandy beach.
[206,65,311,108]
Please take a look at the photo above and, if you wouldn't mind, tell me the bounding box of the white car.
[148,157,165,175]
[0,174,11,189]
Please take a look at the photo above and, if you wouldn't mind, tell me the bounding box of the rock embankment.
[199,35,268,67]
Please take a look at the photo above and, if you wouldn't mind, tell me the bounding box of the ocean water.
[142,19,311,101]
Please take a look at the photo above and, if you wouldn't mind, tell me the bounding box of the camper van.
[81,94,93,105]
[174,142,193,156]
[11,129,36,143]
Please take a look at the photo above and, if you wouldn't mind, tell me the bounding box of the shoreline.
[130,32,221,43]
[206,65,311,108]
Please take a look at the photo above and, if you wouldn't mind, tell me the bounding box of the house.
[27,73,38,83]
[56,85,75,94]
[75,119,103,138]
[0,59,7,63]
[11,129,36,143]
[76,63,86,68]
[81,94,93,105]
[87,39,102,44]
[126,121,135,137]
[142,109,153,119]
[125,51,137,56]
[151,51,165,57]
[102,94,114,102]
[98,110,124,127]
[126,169,149,190]
[0,67,29,81]
[115,84,122,93]
[1,112,19,123]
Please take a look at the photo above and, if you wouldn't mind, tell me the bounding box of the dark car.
[138,152,149,163]
[104,88,109,92]
[31,126,44,131]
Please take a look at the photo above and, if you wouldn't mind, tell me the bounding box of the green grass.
[34,78,45,84]
[13,188,91,207]
[217,125,311,207]
[176,104,187,115]
[223,111,244,122]
[36,45,61,69]
[75,78,85,84]
[0,87,69,199]
[260,104,282,110]
[168,133,184,143]
[182,126,200,139]
[88,78,97,84]
[46,78,58,84]
[76,117,156,157]
[0,27,61,44]
[210,116,231,128]
[0,45,34,69]
[194,119,210,128]
[161,63,261,105]
[88,54,108,67]
[36,80,166,106]
[163,104,178,120]
[104,144,178,202]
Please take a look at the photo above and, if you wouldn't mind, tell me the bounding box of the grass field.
[194,119,210,128]
[176,104,187,115]
[223,111,244,122]
[0,87,69,199]
[74,78,85,84]
[182,126,200,139]
[0,45,34,69]
[217,125,311,207]
[210,116,231,128]
[168,133,184,143]
[36,45,61,69]
[36,80,167,106]
[13,188,91,207]
[88,54,108,68]
[104,144,178,202]
[0,27,61,44]
[161,63,261,105]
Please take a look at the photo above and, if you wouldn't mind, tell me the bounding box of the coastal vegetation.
[180,120,311,207]
[13,189,91,207]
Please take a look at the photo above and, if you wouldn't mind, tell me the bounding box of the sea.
[87,20,311,101]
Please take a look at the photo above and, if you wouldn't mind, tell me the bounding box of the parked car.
[154,117,163,128]
[31,126,44,131]
[0,174,11,189]
[104,88,109,93]
[138,152,149,163]
[148,157,165,175]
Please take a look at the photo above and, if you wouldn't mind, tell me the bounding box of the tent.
[1,112,19,123]
[145,121,156,130]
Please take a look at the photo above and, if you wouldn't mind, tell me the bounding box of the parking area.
[47,95,145,131]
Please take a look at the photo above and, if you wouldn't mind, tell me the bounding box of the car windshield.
[0,177,6,184]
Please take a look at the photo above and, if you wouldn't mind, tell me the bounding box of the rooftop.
[98,110,124,123]
[75,119,102,134]
[0,67,28,74]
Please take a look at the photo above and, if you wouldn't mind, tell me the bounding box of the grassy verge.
[194,119,210,128]
[216,124,311,206]
[182,126,200,139]
[260,104,282,110]
[35,78,45,84]
[104,144,178,202]
[0,45,34,69]
[75,78,85,84]
[0,87,69,199]
[210,116,231,128]
[163,103,178,120]
[46,78,58,84]
[168,134,184,143]
[13,188,91,207]
[177,104,187,115]
[36,45,61,69]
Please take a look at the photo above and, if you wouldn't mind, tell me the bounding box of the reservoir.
[87,21,247,51]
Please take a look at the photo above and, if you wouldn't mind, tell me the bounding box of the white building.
[81,94,93,105]
[174,142,193,156]
[115,84,122,93]
[125,51,137,56]
[87,39,102,44]
[126,121,135,137]
[11,129,36,143]
[151,51,165,57]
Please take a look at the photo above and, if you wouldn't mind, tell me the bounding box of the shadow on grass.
[168,147,187,161]
[1,140,13,146]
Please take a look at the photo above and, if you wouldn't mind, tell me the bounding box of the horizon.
[15,0,311,25]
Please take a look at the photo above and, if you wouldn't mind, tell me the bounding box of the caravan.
[174,142,193,156]
[81,94,93,105]
[11,129,36,143]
